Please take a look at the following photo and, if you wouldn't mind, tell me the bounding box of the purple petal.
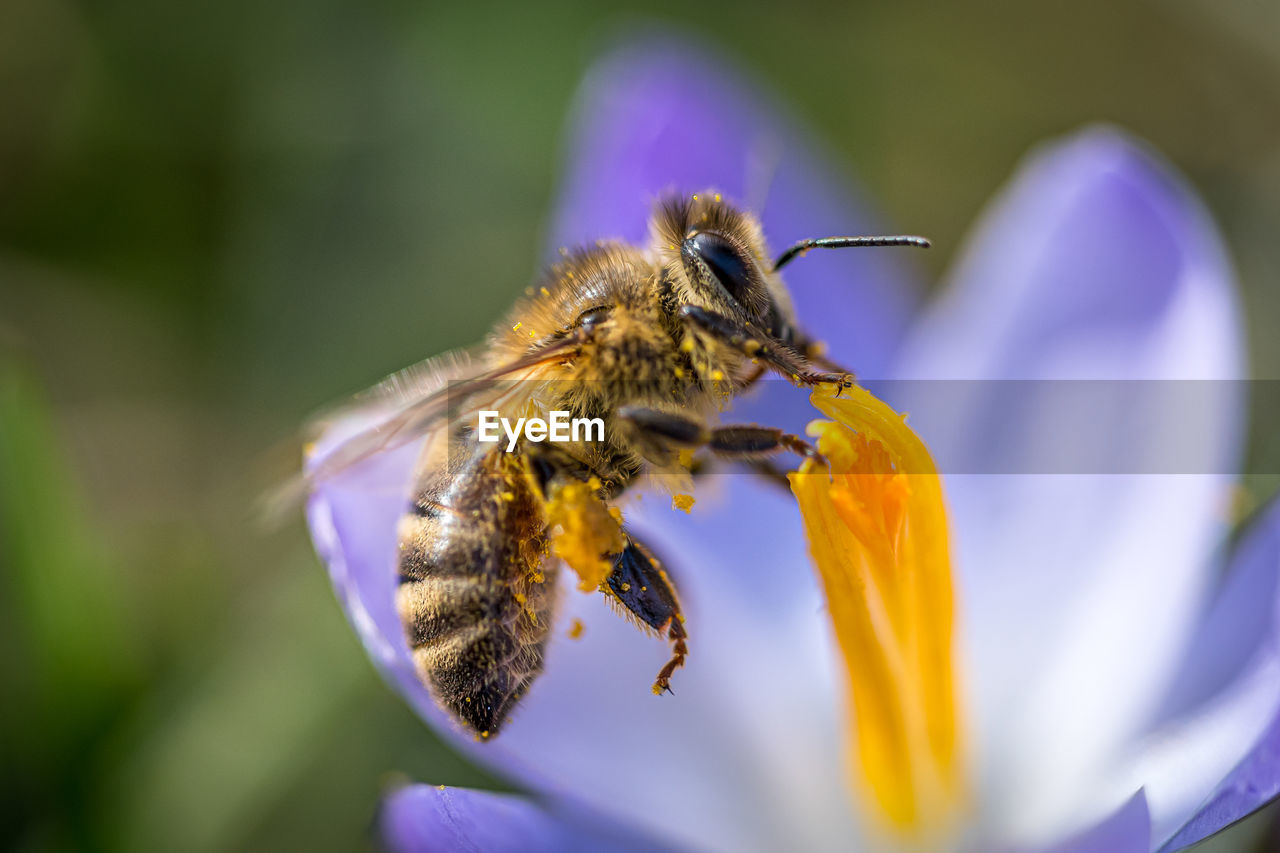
[1102,501,1280,847]
[1159,710,1280,851]
[379,785,670,853]
[1155,500,1280,725]
[888,127,1245,844]
[1034,790,1150,853]
[548,32,922,378]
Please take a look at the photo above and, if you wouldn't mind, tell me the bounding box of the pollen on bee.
[677,448,695,470]
[512,321,523,333]
[680,338,695,353]
[672,494,696,513]
[620,582,631,592]
[710,369,725,382]
[514,592,527,604]
[673,367,685,379]
[545,479,623,591]
[714,193,722,202]
[568,618,585,640]
[540,286,551,297]
[500,491,514,502]
[692,193,699,200]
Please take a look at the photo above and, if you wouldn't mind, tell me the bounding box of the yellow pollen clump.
[790,384,965,840]
[677,449,696,470]
[568,618,585,640]
[710,369,726,382]
[672,494,696,513]
[543,479,623,591]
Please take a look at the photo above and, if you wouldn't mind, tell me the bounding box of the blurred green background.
[3,0,1279,850]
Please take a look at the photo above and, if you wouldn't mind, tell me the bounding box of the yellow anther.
[790,385,965,839]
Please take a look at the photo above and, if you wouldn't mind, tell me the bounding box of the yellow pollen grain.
[672,494,696,513]
[512,322,523,333]
[680,338,695,353]
[568,618,585,639]
[789,384,965,840]
[620,582,631,592]
[540,286,551,297]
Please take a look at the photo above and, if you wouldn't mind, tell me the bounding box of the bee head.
[651,192,797,343]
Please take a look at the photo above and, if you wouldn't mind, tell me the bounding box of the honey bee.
[303,192,928,737]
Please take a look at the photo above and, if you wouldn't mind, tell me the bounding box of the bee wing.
[285,334,582,501]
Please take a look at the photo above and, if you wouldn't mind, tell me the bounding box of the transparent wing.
[266,334,583,517]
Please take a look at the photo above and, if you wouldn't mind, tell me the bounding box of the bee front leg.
[679,304,855,391]
[604,537,687,695]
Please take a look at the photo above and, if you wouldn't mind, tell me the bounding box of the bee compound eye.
[683,231,754,303]
[576,306,612,330]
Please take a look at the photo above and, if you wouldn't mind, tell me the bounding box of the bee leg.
[617,406,827,470]
[791,332,857,378]
[604,536,687,695]
[679,304,855,391]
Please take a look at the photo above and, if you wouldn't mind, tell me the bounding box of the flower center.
[790,385,966,839]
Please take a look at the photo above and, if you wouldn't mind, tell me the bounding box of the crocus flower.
[305,35,1280,852]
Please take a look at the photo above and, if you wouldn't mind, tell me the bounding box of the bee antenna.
[772,235,931,271]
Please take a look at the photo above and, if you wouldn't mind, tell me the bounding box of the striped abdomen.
[396,449,557,736]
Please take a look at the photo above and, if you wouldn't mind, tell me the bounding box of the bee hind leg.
[604,537,688,695]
